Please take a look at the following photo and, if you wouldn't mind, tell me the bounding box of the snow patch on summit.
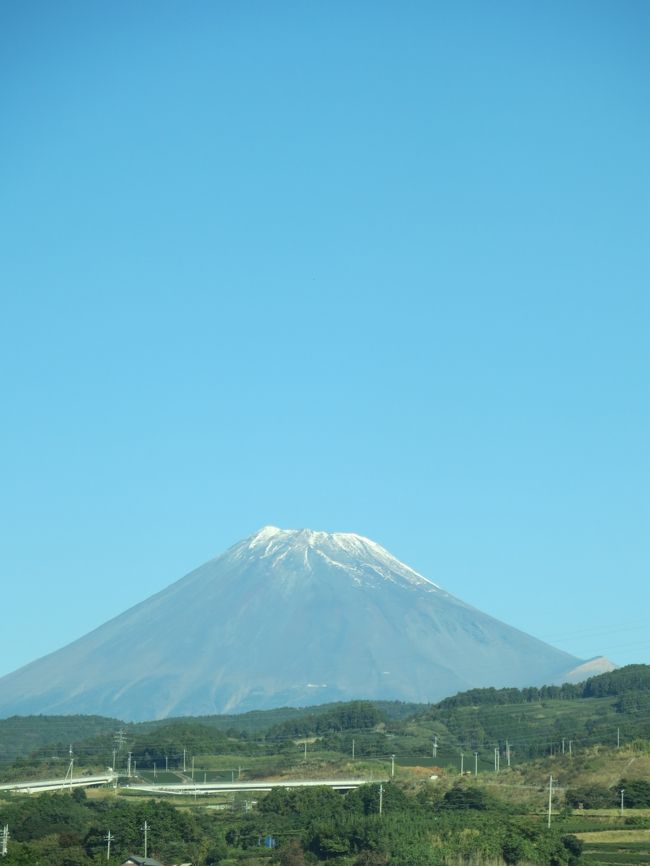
[233,525,442,592]
[313,549,348,570]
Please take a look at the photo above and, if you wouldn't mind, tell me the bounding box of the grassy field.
[581,838,650,865]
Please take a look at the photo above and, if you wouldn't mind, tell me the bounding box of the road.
[0,774,380,795]
[0,772,117,793]
[131,778,378,795]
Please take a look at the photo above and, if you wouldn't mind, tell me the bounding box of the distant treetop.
[435,664,650,710]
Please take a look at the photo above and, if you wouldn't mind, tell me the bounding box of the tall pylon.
[114,728,127,751]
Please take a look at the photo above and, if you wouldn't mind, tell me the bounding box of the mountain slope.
[0,526,605,720]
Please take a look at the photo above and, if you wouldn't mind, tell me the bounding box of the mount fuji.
[0,526,612,720]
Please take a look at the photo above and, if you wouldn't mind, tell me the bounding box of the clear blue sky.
[1,1,648,683]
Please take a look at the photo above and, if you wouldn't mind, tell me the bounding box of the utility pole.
[104,830,113,861]
[142,820,149,859]
[65,745,74,791]
[391,755,395,778]
[506,740,511,767]
[183,748,186,773]
[127,752,132,778]
[379,783,383,816]
[112,749,116,771]
[153,763,157,780]
[165,755,168,772]
[2,824,8,857]
[562,738,565,755]
[494,747,499,773]
[460,753,464,775]
[191,756,195,781]
[547,776,554,828]
[474,752,478,777]
[568,740,573,757]
[433,736,438,759]
[620,789,625,817]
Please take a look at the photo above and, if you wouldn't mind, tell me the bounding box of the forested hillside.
[0,715,121,763]
[3,668,650,778]
[1,667,650,865]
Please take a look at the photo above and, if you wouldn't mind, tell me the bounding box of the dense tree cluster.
[619,778,650,808]
[437,684,582,710]
[0,789,209,865]
[128,721,244,769]
[0,716,121,764]
[0,781,593,866]
[565,777,650,810]
[266,702,386,739]
[436,665,650,711]
[582,666,650,698]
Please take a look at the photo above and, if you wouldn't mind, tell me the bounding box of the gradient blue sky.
[1,1,648,684]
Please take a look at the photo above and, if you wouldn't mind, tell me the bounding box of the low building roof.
[122,856,167,866]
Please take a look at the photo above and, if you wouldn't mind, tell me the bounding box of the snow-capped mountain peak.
[0,525,607,720]
[235,525,440,591]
